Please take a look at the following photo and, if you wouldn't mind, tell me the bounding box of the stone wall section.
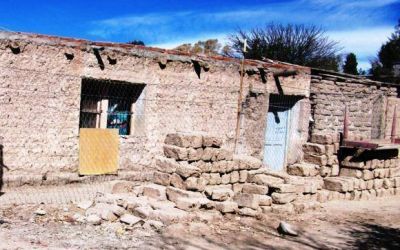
[310,73,397,139]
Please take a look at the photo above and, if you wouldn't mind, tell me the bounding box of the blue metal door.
[263,108,289,171]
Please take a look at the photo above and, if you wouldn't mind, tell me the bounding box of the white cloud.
[328,26,393,69]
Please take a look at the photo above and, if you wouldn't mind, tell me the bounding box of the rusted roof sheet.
[0,30,310,73]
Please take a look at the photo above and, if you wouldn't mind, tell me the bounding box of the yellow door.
[79,128,119,175]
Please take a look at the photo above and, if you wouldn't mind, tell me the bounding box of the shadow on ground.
[148,218,400,250]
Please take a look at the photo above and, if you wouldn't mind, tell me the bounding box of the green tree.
[127,40,145,46]
[343,53,359,75]
[229,23,342,71]
[370,20,400,82]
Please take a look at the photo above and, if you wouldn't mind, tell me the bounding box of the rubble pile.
[152,133,319,216]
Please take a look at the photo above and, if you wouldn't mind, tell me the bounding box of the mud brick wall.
[319,149,400,202]
[0,31,310,182]
[310,71,398,140]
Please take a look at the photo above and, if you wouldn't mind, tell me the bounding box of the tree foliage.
[370,20,400,83]
[127,40,145,46]
[229,23,342,71]
[343,53,359,75]
[174,39,222,55]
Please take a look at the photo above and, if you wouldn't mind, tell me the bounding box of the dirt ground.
[1,198,400,250]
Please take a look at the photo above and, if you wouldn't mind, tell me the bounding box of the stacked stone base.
[150,133,316,216]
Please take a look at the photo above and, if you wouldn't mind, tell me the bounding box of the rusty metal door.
[79,128,119,175]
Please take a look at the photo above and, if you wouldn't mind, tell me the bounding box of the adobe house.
[0,31,399,188]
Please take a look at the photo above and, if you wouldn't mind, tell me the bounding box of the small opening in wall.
[79,78,145,135]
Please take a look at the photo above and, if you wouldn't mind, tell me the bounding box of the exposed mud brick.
[303,182,318,194]
[319,166,332,177]
[341,160,365,170]
[248,174,285,186]
[202,135,223,148]
[170,173,185,189]
[164,133,203,148]
[230,171,240,183]
[151,207,189,224]
[390,167,400,177]
[214,149,233,161]
[239,170,248,183]
[215,201,238,213]
[374,169,386,179]
[302,143,325,155]
[156,156,180,174]
[271,203,295,214]
[360,190,371,200]
[192,161,212,173]
[176,162,200,178]
[208,187,234,201]
[317,190,330,202]
[271,184,299,193]
[221,173,231,184]
[153,171,171,186]
[334,143,340,153]
[340,168,363,178]
[362,170,374,180]
[257,195,272,206]
[238,207,258,217]
[187,148,204,161]
[242,183,269,195]
[143,184,167,201]
[166,187,203,203]
[373,179,384,189]
[175,197,212,211]
[331,164,340,176]
[383,178,394,188]
[233,193,260,209]
[287,163,319,177]
[211,161,228,173]
[110,180,136,194]
[324,177,354,192]
[311,134,333,144]
[271,192,297,204]
[303,153,327,166]
[233,155,262,170]
[163,145,189,160]
[208,173,222,185]
[185,177,207,191]
[325,144,335,156]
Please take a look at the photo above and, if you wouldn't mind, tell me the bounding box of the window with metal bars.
[79,78,145,135]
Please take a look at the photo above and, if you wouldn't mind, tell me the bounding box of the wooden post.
[233,57,245,154]
[343,105,349,141]
[391,105,397,143]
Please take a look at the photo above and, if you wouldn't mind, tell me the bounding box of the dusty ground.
[1,198,400,250]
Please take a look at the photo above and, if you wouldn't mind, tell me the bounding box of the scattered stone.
[120,214,143,226]
[215,201,238,213]
[87,214,102,225]
[271,193,297,204]
[153,171,171,186]
[143,220,164,231]
[76,200,93,210]
[142,184,167,201]
[110,180,135,194]
[238,207,258,217]
[277,221,298,236]
[166,187,203,203]
[34,209,46,216]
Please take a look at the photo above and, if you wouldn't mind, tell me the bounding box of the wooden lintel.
[273,69,298,77]
[342,140,379,149]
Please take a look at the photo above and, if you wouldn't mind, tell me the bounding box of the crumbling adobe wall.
[310,71,398,140]
[0,32,310,185]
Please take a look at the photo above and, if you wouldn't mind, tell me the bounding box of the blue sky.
[0,0,399,70]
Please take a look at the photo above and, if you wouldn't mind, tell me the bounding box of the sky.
[0,0,399,70]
